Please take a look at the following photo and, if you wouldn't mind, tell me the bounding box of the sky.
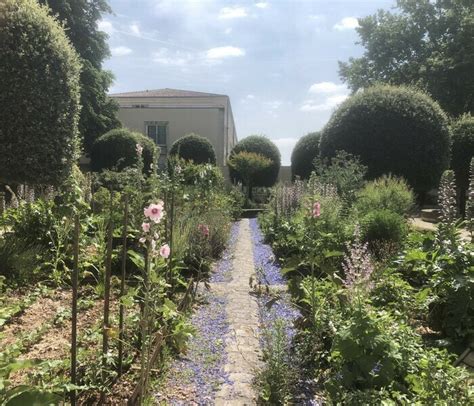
[101,0,394,165]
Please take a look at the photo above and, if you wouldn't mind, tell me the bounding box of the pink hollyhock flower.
[144,202,165,223]
[160,244,170,259]
[142,222,150,232]
[136,143,143,156]
[198,224,210,237]
[312,202,321,218]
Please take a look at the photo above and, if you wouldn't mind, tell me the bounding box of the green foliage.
[0,0,81,186]
[361,209,408,248]
[228,151,272,199]
[91,128,158,173]
[169,133,216,165]
[179,161,224,188]
[355,175,415,216]
[229,135,281,187]
[451,114,474,192]
[39,0,121,154]
[319,85,451,193]
[312,151,367,202]
[467,158,474,236]
[291,132,321,180]
[339,0,474,116]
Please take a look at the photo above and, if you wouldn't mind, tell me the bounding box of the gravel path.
[154,219,261,405]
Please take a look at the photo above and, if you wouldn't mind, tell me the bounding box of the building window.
[145,122,167,146]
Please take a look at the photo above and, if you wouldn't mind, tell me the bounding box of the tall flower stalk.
[467,158,474,240]
[437,170,459,243]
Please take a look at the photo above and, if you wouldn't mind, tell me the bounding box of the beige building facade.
[109,88,237,168]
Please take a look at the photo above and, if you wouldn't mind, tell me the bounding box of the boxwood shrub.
[229,135,281,187]
[291,131,320,180]
[91,128,158,173]
[169,133,216,165]
[319,85,451,194]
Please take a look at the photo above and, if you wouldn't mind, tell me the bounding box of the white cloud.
[218,6,247,19]
[98,20,114,35]
[309,81,347,94]
[206,46,245,60]
[255,2,269,9]
[224,27,233,35]
[334,17,359,31]
[152,48,193,66]
[246,94,255,99]
[111,46,133,56]
[129,23,140,36]
[300,94,349,112]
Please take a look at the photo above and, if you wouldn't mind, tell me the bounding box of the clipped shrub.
[451,114,474,194]
[169,133,216,165]
[319,85,451,194]
[355,175,415,216]
[291,132,321,180]
[229,135,281,187]
[90,128,158,173]
[0,0,81,186]
[361,209,407,248]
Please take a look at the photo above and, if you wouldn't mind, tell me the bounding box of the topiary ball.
[229,135,281,187]
[451,114,474,191]
[169,133,216,165]
[91,128,158,173]
[361,209,407,247]
[291,132,321,180]
[319,85,451,194]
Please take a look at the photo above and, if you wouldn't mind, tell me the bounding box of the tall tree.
[39,0,120,154]
[339,0,474,117]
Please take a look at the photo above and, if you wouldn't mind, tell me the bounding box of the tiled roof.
[109,88,227,98]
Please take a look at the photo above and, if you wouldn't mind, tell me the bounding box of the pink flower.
[144,202,165,223]
[136,143,143,156]
[142,222,150,232]
[312,202,321,218]
[160,244,170,259]
[198,224,210,237]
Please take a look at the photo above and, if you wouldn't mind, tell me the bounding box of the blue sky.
[101,0,394,165]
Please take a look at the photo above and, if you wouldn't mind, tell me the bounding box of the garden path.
[153,219,261,405]
[213,218,261,405]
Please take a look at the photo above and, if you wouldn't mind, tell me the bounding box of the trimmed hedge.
[320,85,451,193]
[291,132,321,179]
[91,128,158,173]
[229,135,281,187]
[0,0,81,186]
[169,133,216,165]
[451,114,474,191]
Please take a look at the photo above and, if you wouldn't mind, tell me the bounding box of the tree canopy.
[39,0,120,154]
[169,133,217,165]
[339,0,474,117]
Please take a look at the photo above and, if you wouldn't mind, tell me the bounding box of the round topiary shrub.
[451,114,474,192]
[291,132,321,179]
[91,128,158,172]
[169,133,216,165]
[361,209,408,248]
[319,85,451,194]
[229,135,281,187]
[0,0,81,186]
